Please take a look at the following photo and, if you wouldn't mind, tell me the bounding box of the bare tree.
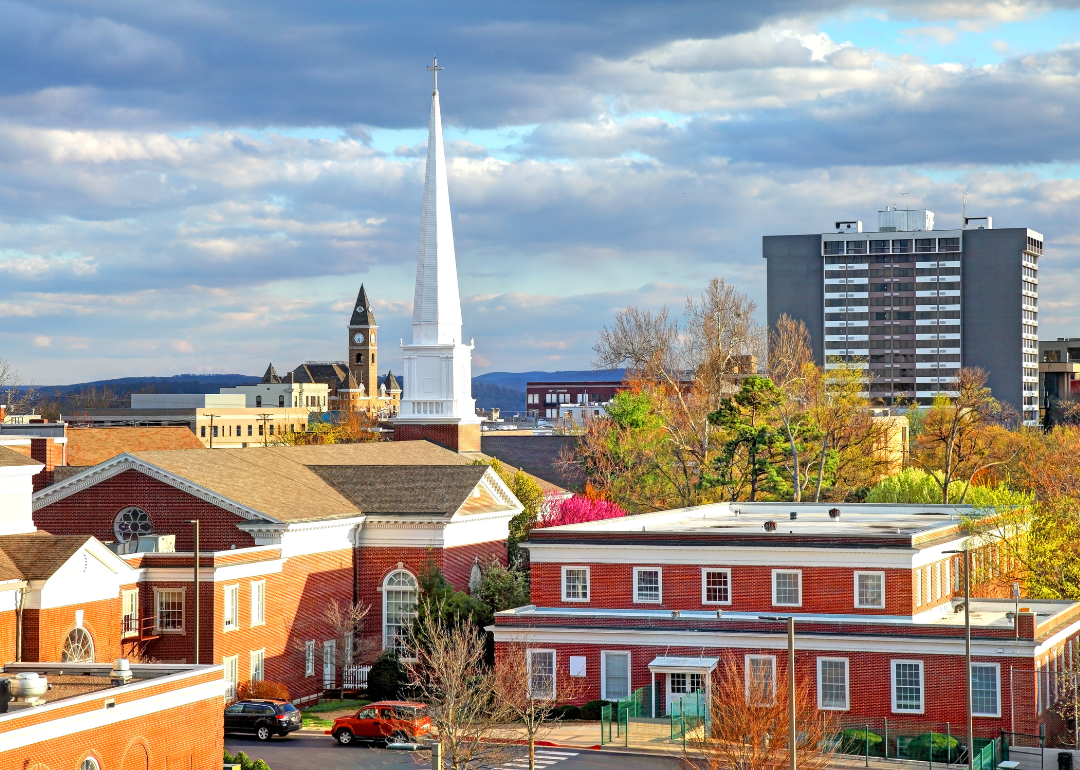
[494,642,586,770]
[912,367,1018,503]
[287,599,372,701]
[588,278,762,508]
[405,606,512,770]
[685,653,838,770]
[0,357,38,415]
[768,315,819,501]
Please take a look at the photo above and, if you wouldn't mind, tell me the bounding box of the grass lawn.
[302,713,335,730]
[303,699,370,714]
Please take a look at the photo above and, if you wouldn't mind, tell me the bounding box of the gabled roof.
[66,427,205,467]
[260,363,281,384]
[350,284,376,326]
[309,465,490,516]
[0,446,42,468]
[0,533,95,581]
[295,363,350,388]
[34,441,523,525]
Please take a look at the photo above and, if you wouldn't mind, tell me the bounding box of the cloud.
[900,26,960,45]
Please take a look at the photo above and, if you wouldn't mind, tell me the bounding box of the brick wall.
[393,423,481,452]
[0,668,223,770]
[22,597,125,664]
[530,562,918,615]
[34,468,256,552]
[508,639,1041,737]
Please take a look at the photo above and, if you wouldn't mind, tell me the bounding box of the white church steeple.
[393,58,481,451]
[412,56,463,346]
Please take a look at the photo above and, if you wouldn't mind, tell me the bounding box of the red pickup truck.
[327,700,431,746]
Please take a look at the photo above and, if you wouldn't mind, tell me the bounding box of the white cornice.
[524,542,920,569]
[33,454,276,523]
[491,624,1035,658]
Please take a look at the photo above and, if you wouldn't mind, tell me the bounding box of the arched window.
[80,759,100,770]
[278,395,285,407]
[62,628,94,662]
[114,507,153,542]
[356,353,364,364]
[256,395,262,407]
[382,570,418,656]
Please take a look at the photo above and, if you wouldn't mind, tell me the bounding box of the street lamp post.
[760,615,798,770]
[188,519,200,665]
[945,547,973,770]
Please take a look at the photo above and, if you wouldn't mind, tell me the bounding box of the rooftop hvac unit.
[114,534,176,555]
[878,208,935,232]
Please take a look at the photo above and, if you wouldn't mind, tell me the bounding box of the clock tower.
[347,284,378,394]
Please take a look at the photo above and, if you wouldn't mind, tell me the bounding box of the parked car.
[326,700,431,746]
[224,699,302,741]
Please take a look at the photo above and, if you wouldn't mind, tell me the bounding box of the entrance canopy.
[647,656,719,674]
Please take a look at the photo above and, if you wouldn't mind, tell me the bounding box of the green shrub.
[840,729,882,756]
[251,761,271,770]
[223,750,234,765]
[368,650,408,701]
[578,699,614,721]
[906,732,961,762]
[551,704,580,720]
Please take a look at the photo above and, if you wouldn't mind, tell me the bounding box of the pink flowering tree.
[537,492,627,528]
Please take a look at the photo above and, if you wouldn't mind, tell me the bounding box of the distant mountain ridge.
[43,374,260,393]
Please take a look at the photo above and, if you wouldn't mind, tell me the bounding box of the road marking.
[536,752,579,757]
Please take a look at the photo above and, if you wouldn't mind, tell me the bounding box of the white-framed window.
[223,584,239,631]
[891,660,924,713]
[601,651,631,701]
[561,566,590,602]
[323,640,337,689]
[122,588,139,638]
[528,649,556,699]
[154,588,184,633]
[854,571,885,609]
[633,568,661,603]
[745,655,776,706]
[223,655,239,701]
[817,658,849,710]
[972,663,1001,717]
[304,640,315,677]
[250,580,266,627]
[702,568,732,604]
[383,569,418,655]
[250,649,265,683]
[669,672,704,695]
[772,570,802,607]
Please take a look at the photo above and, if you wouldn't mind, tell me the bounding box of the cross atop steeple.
[427,56,443,93]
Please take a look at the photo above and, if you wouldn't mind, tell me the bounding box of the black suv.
[224,699,302,741]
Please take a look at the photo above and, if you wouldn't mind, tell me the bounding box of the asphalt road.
[225,733,685,770]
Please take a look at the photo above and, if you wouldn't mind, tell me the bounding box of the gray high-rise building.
[763,209,1041,425]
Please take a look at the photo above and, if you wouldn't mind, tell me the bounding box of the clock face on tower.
[353,333,363,344]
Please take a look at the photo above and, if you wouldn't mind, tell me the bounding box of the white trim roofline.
[31,453,277,523]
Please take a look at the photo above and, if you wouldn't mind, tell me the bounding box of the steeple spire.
[411,60,462,346]
[350,284,375,326]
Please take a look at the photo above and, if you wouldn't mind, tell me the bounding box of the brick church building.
[30,441,520,701]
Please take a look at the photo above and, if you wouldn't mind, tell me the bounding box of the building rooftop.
[528,502,983,547]
[66,426,206,467]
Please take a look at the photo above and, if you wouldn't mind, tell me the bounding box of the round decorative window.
[62,628,94,663]
[114,507,153,542]
[81,758,100,770]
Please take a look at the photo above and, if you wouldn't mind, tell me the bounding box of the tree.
[473,555,530,614]
[469,458,543,567]
[537,493,627,527]
[494,642,586,770]
[707,375,783,501]
[768,316,820,502]
[588,278,762,509]
[0,358,38,416]
[287,598,372,700]
[685,653,838,770]
[368,650,408,701]
[911,368,1017,503]
[404,605,512,770]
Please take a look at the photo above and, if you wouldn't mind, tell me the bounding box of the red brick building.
[31,441,521,702]
[0,661,224,769]
[525,381,623,420]
[493,502,1075,740]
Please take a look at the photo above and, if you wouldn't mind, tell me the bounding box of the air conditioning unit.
[116,534,176,555]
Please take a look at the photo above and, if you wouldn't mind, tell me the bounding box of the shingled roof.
[349,284,376,326]
[66,427,205,467]
[309,465,490,516]
[0,446,43,468]
[0,533,96,581]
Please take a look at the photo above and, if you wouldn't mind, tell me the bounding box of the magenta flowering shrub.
[538,492,627,528]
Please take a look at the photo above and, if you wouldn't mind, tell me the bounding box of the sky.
[5,1,1080,385]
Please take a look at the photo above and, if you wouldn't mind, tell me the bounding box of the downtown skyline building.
[763,209,1041,425]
